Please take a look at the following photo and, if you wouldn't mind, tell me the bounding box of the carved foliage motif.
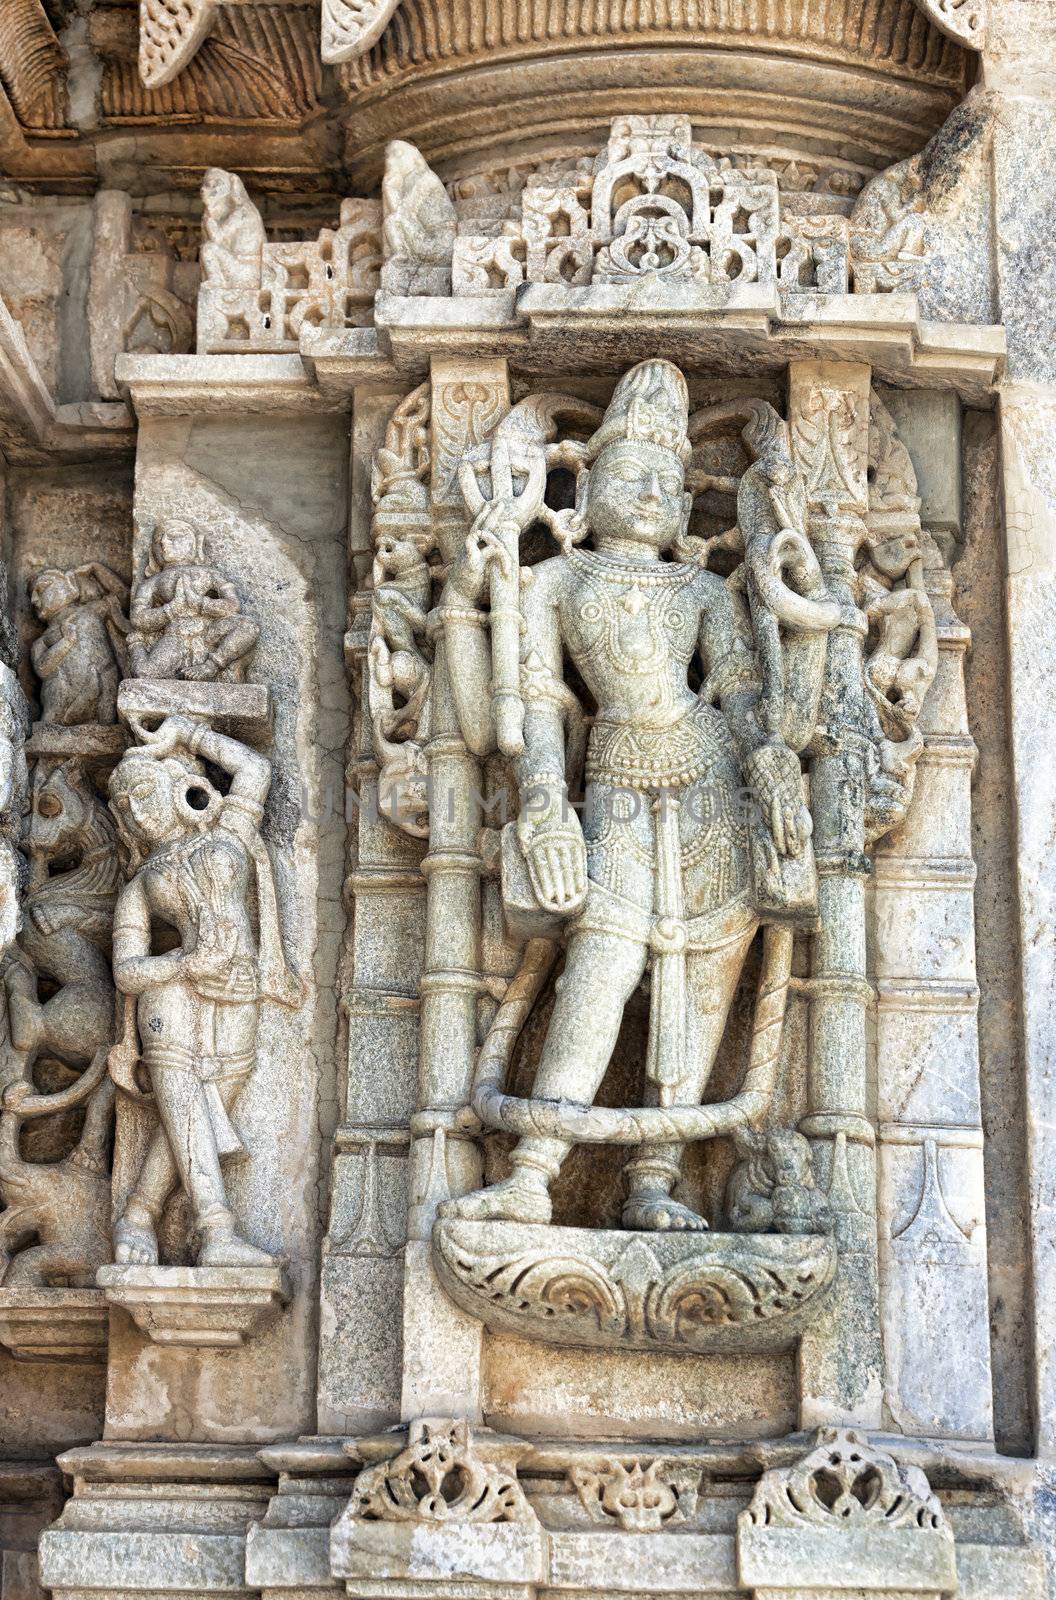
[569,1458,702,1532]
[434,1222,837,1354]
[347,1420,536,1524]
[744,1428,948,1532]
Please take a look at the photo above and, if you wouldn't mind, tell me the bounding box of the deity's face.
[32,570,78,620]
[586,441,688,553]
[156,520,198,568]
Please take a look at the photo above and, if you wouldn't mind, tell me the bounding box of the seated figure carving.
[128,519,259,683]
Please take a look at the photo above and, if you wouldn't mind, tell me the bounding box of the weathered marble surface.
[1,1,1056,1598]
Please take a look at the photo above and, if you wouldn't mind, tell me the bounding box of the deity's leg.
[623,921,757,1231]
[114,1128,177,1264]
[442,928,648,1224]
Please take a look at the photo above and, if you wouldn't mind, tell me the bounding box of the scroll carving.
[433,1221,838,1353]
[344,1419,536,1524]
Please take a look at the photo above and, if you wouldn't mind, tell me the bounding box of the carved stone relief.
[106,714,300,1270]
[197,169,380,356]
[0,566,129,1327]
[127,519,259,683]
[342,1419,536,1525]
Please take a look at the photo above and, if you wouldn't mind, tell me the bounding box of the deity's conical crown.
[586,359,691,466]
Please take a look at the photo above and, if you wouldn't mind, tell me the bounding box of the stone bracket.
[96,1265,289,1348]
[0,1288,109,1364]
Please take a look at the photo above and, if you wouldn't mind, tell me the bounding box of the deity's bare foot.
[198,1224,277,1268]
[439,1174,552,1225]
[622,1190,709,1232]
[114,1209,160,1266]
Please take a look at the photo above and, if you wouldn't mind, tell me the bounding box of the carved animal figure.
[381,141,457,295]
[849,156,926,294]
[726,1127,831,1235]
[0,1061,114,1287]
[5,760,121,1072]
[30,565,129,727]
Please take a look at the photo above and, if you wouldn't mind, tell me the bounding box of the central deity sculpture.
[442,361,831,1233]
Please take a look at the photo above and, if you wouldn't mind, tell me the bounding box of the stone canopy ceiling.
[2,0,983,196]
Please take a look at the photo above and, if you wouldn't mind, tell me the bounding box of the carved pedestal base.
[433,1221,837,1355]
[0,1288,109,1363]
[96,1265,289,1348]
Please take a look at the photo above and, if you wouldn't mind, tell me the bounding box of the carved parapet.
[433,1221,837,1356]
[96,1264,289,1348]
[0,1287,109,1364]
[196,170,381,356]
[736,1428,956,1596]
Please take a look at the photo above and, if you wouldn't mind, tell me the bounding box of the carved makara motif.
[568,1457,703,1531]
[107,716,301,1270]
[743,1428,948,1531]
[345,1419,536,1524]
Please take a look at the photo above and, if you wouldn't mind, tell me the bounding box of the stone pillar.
[872,537,994,1443]
[400,357,511,1422]
[981,0,1056,1461]
[787,359,884,1429]
[318,385,422,1437]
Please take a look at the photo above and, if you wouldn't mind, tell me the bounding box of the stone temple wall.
[1,2,1055,1598]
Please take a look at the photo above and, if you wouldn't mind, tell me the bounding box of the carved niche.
[356,354,950,1363]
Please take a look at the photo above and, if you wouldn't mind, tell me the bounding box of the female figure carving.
[107,715,300,1268]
